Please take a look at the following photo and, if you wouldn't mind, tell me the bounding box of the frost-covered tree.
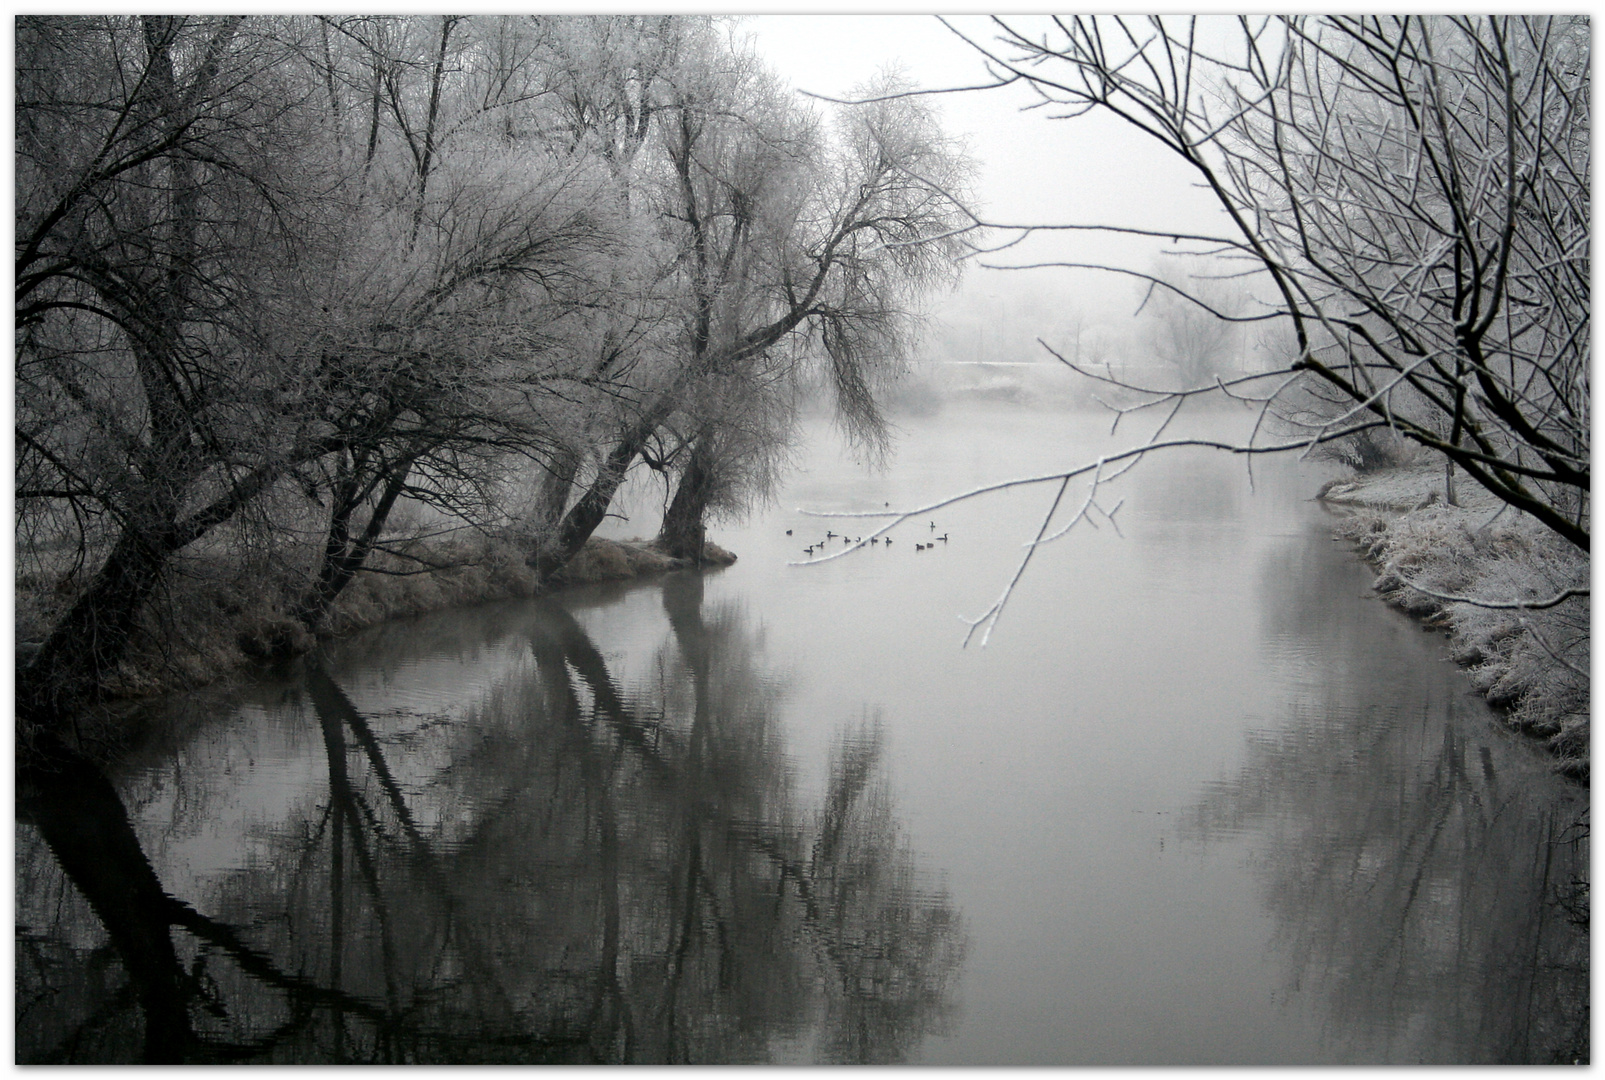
[14,16,628,724]
[528,27,971,572]
[952,15,1589,552]
[649,54,972,562]
[285,15,621,631]
[16,16,352,723]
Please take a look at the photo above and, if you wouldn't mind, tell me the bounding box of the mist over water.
[16,400,1587,1064]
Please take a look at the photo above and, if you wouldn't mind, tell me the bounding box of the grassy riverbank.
[1320,465,1589,779]
[16,535,735,708]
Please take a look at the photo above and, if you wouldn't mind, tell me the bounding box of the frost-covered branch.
[1384,575,1589,613]
[927,14,1590,551]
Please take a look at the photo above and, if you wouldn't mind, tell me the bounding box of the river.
[15,399,1589,1064]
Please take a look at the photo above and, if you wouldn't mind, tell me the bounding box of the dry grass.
[546,537,735,587]
[15,533,736,707]
[1327,469,1589,778]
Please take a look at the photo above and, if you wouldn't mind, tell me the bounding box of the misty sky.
[741,14,1236,349]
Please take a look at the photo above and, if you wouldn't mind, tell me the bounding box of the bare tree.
[801,16,1587,648]
[517,17,704,582]
[15,16,351,725]
[286,16,622,631]
[651,60,972,562]
[13,16,627,720]
[945,15,1588,552]
[526,33,971,574]
[1137,256,1247,388]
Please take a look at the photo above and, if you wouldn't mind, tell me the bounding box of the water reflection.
[1181,540,1590,1064]
[15,577,964,1064]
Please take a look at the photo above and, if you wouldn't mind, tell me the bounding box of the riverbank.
[16,535,735,711]
[1319,465,1589,779]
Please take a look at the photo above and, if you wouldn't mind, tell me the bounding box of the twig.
[960,457,1117,648]
[1513,616,1592,683]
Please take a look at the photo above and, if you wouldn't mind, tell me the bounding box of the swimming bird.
[826,530,837,539]
[937,533,948,542]
[916,542,925,551]
[785,529,792,535]
[929,521,936,530]
[870,537,879,545]
[884,537,893,546]
[804,545,815,555]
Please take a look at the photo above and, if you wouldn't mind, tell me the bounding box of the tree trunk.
[18,518,178,733]
[18,446,304,735]
[295,459,414,633]
[657,437,715,563]
[531,428,649,585]
[534,444,581,544]
[17,18,227,734]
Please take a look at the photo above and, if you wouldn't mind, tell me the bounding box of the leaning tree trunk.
[531,422,654,585]
[656,437,716,563]
[18,516,179,733]
[18,451,295,737]
[294,458,414,633]
[533,444,581,546]
[17,18,238,737]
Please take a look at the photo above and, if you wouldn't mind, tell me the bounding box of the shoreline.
[17,536,736,722]
[1319,464,1589,779]
[24,465,1589,781]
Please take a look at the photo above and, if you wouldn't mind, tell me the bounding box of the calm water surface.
[16,402,1588,1064]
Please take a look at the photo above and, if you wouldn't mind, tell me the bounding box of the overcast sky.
[739,14,1234,335]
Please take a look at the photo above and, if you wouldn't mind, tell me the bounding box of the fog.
[29,399,1583,1063]
[17,14,1585,1066]
[742,14,1241,364]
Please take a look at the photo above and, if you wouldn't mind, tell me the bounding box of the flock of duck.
[787,520,948,557]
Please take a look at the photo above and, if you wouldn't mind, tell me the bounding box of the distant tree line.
[15,15,971,728]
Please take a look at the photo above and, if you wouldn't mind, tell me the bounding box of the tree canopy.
[14,15,971,730]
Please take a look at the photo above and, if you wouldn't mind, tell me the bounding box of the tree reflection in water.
[15,576,964,1063]
[1182,544,1589,1064]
